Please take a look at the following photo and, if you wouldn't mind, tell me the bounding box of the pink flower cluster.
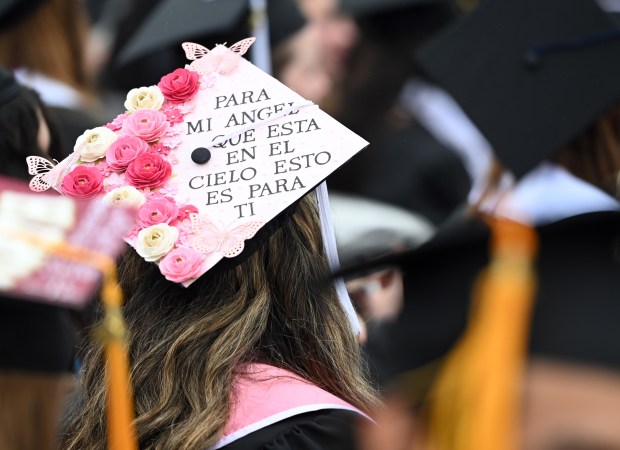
[60,165,104,199]
[58,66,207,283]
[158,247,205,283]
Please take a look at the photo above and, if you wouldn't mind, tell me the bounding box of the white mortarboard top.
[31,39,368,295]
[0,175,134,308]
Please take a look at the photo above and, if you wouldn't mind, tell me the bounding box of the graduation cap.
[362,210,620,377]
[0,174,133,371]
[116,0,307,67]
[31,39,368,330]
[0,175,134,308]
[416,0,620,178]
[0,173,133,375]
[329,193,434,268]
[349,210,620,449]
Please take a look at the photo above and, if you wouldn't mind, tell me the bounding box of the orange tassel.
[4,229,138,450]
[100,268,138,450]
[427,218,538,450]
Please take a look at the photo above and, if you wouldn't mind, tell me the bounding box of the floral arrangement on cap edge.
[55,67,213,284]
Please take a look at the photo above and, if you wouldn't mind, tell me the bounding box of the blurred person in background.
[272,20,333,103]
[101,0,310,102]
[325,0,471,226]
[329,193,434,344]
[340,0,620,448]
[298,0,359,89]
[82,0,130,82]
[0,68,62,180]
[0,0,108,154]
[0,68,75,450]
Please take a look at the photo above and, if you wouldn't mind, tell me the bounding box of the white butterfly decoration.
[26,153,78,192]
[190,213,264,258]
[182,38,256,76]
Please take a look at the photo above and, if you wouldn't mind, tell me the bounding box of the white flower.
[124,86,164,112]
[136,223,178,262]
[75,127,118,162]
[103,186,146,208]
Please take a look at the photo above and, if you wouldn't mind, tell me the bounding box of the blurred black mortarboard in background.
[351,211,620,393]
[0,0,46,30]
[0,298,74,373]
[104,0,306,92]
[326,0,470,213]
[340,0,451,18]
[0,176,133,373]
[329,193,435,269]
[416,0,620,177]
[339,0,455,42]
[116,0,306,67]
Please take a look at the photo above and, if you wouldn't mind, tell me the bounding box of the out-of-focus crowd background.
[4,0,620,449]
[1,0,474,328]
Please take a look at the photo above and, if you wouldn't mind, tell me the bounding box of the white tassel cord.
[316,182,362,335]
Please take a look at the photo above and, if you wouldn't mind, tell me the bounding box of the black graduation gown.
[221,409,362,450]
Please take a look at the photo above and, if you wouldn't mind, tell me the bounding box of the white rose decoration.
[75,127,118,162]
[124,86,164,112]
[103,186,146,208]
[136,223,178,262]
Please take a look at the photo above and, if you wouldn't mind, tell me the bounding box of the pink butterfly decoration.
[190,213,264,258]
[182,38,256,76]
[26,153,79,192]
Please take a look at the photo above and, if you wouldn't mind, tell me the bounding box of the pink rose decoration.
[106,136,148,172]
[159,247,205,283]
[60,165,104,199]
[158,68,200,103]
[177,204,199,221]
[137,197,179,228]
[122,109,169,142]
[125,152,172,189]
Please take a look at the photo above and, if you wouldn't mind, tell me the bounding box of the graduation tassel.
[99,264,138,450]
[427,218,538,450]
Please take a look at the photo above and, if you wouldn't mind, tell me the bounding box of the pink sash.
[214,363,370,449]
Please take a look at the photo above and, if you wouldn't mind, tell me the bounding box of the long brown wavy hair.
[553,103,620,197]
[62,194,379,449]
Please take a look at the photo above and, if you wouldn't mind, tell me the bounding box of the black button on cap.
[191,147,211,164]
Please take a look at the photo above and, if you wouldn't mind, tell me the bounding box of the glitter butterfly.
[182,38,256,75]
[190,214,264,258]
[26,153,78,192]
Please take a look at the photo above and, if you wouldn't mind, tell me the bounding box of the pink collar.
[214,363,370,448]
